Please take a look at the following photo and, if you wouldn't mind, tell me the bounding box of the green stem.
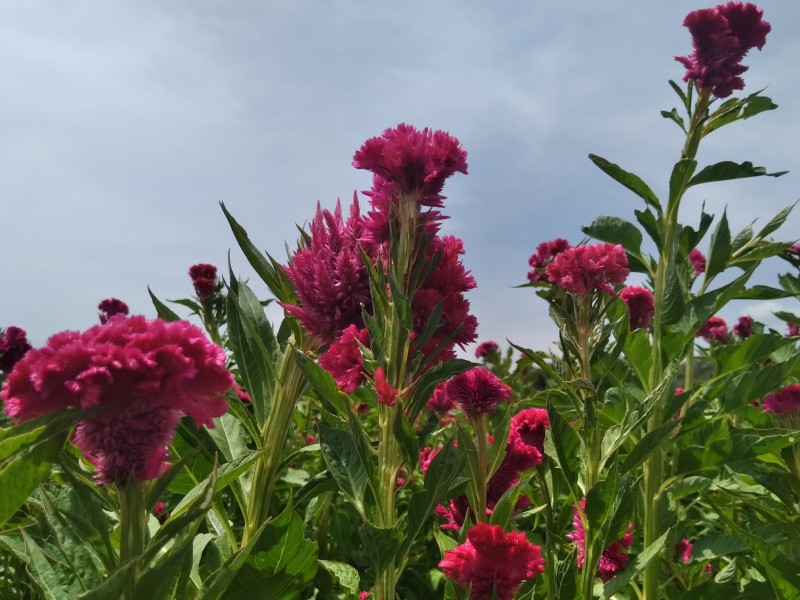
[537,469,557,600]
[374,403,400,600]
[474,416,489,523]
[118,478,147,598]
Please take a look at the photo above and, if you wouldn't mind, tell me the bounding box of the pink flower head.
[475,341,500,359]
[507,408,550,469]
[619,286,655,330]
[527,238,572,283]
[676,539,693,565]
[153,500,169,524]
[762,384,800,417]
[427,382,454,413]
[319,325,370,394]
[189,263,218,300]
[359,591,371,600]
[353,123,468,210]
[234,383,251,403]
[439,523,544,600]
[98,298,129,324]
[446,368,511,417]
[697,316,729,344]
[546,243,629,295]
[373,367,398,407]
[419,445,439,475]
[1,316,233,484]
[734,315,753,339]
[567,499,634,582]
[676,2,771,98]
[688,249,706,276]
[282,198,373,346]
[787,323,799,337]
[306,434,316,445]
[0,326,32,376]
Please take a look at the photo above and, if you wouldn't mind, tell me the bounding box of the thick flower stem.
[243,342,307,546]
[374,404,400,600]
[119,478,147,598]
[536,470,557,600]
[474,416,489,523]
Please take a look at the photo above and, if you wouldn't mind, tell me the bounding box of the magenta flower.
[788,323,799,337]
[440,523,544,600]
[675,539,693,565]
[282,199,373,346]
[676,2,771,98]
[567,499,634,582]
[762,384,800,417]
[0,326,32,376]
[507,408,550,468]
[688,249,706,276]
[697,316,729,344]
[1,316,233,484]
[189,263,218,300]
[619,286,655,330]
[734,315,753,339]
[427,382,454,413]
[98,298,129,324]
[527,238,571,283]
[446,368,511,417]
[318,325,371,394]
[475,341,500,359]
[373,367,398,407]
[546,243,629,295]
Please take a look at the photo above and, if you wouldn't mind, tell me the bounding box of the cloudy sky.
[2,1,799,355]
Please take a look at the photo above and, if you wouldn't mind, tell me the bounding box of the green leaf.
[635,208,662,251]
[668,159,697,204]
[291,348,350,418]
[680,208,714,255]
[668,80,690,112]
[581,216,643,255]
[207,413,250,462]
[358,522,399,573]
[545,401,583,494]
[21,528,73,600]
[757,201,797,239]
[660,107,686,132]
[620,419,678,474]
[688,161,787,187]
[319,560,360,597]
[133,535,194,600]
[601,529,670,598]
[147,287,182,322]
[200,522,269,600]
[733,285,794,300]
[705,209,731,280]
[660,261,685,327]
[317,423,371,516]
[405,359,475,422]
[588,154,662,212]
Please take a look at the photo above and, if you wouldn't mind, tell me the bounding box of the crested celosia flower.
[0,326,32,376]
[567,499,634,582]
[787,323,799,337]
[762,384,800,417]
[527,238,571,283]
[676,2,771,98]
[373,367,398,407]
[1,316,233,484]
[427,382,454,413]
[475,341,500,359]
[619,286,655,330]
[676,539,693,565]
[189,263,218,300]
[439,523,545,600]
[318,325,370,394]
[697,316,729,344]
[688,249,706,276]
[98,298,129,324]
[508,408,549,466]
[282,198,373,346]
[447,368,511,417]
[546,243,629,295]
[153,501,169,524]
[734,315,753,338]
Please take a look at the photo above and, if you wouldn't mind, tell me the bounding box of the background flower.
[446,367,511,417]
[0,326,32,376]
[98,298,129,324]
[189,263,218,300]
[546,243,629,295]
[619,286,655,330]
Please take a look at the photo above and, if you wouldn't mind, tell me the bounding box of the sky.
[2,1,799,356]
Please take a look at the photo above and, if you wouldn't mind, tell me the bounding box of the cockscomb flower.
[527,238,571,283]
[189,263,218,300]
[0,326,32,376]
[546,243,629,295]
[475,341,500,359]
[675,539,693,565]
[507,408,550,468]
[567,499,634,582]
[282,198,373,346]
[688,249,706,276]
[373,367,398,407]
[1,316,233,484]
[619,286,655,330]
[98,298,129,324]
[734,315,753,338]
[787,323,799,337]
[439,523,544,600]
[318,325,370,394]
[447,368,511,417]
[676,2,771,98]
[697,316,729,344]
[762,384,800,417]
[427,382,454,413]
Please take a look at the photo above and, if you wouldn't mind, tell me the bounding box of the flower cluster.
[475,340,500,360]
[676,2,771,98]
[546,243,629,295]
[619,286,655,330]
[762,384,800,417]
[0,326,32,376]
[567,499,634,582]
[697,316,730,344]
[318,324,370,393]
[688,249,706,276]
[189,263,218,300]
[446,368,511,417]
[1,316,233,484]
[527,238,571,283]
[98,298,129,324]
[439,523,544,600]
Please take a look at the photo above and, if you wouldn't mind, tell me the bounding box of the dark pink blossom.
[567,499,634,582]
[619,286,655,330]
[734,315,753,338]
[234,383,251,404]
[1,316,233,484]
[419,445,439,475]
[153,501,169,524]
[439,523,544,600]
[507,408,549,468]
[427,382,454,412]
[189,264,218,300]
[0,326,32,376]
[282,198,372,346]
[788,323,800,337]
[98,298,129,324]
[527,238,571,283]
[676,2,771,98]
[447,368,511,417]
[762,384,800,416]
[697,316,729,344]
[359,592,371,600]
[373,367,398,407]
[676,539,693,565]
[688,249,706,276]
[475,341,500,359]
[436,495,470,531]
[319,325,370,394]
[546,243,629,295]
